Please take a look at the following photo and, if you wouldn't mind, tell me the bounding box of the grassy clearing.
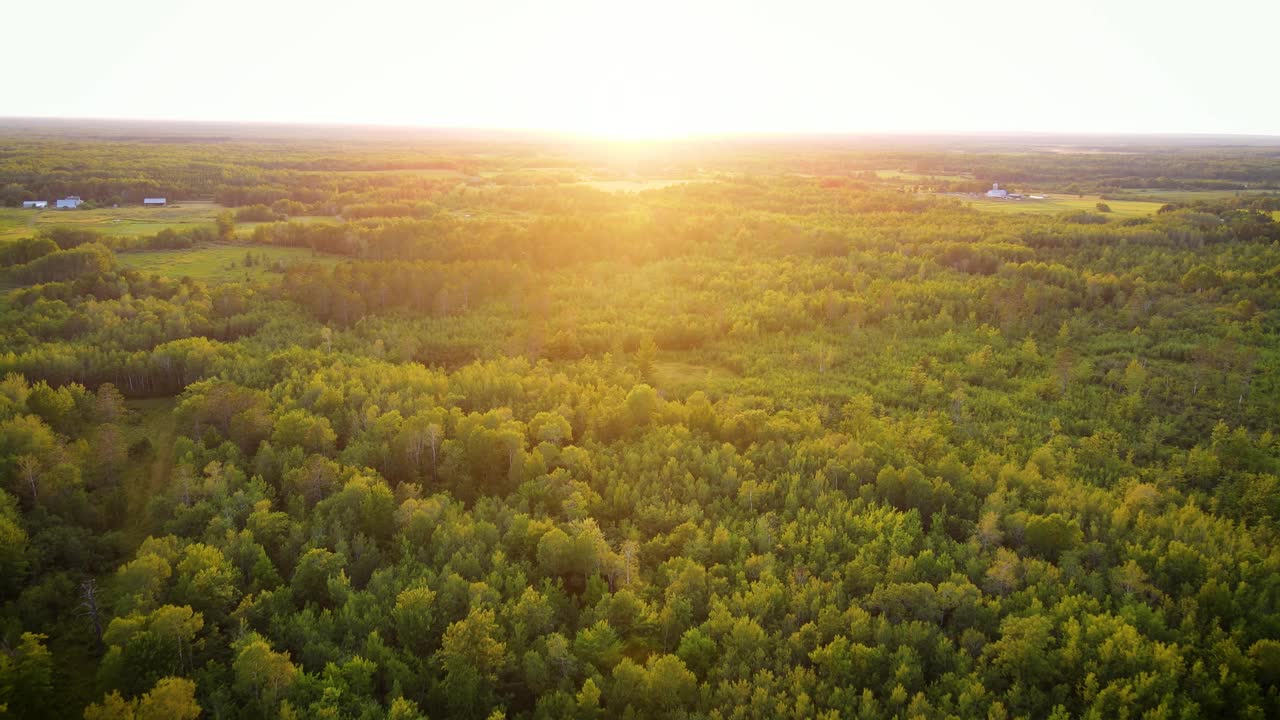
[121,398,177,544]
[117,243,341,282]
[649,360,737,398]
[0,209,37,241]
[234,215,335,238]
[963,194,1157,219]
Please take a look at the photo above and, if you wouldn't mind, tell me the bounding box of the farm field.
[963,193,1158,218]
[115,243,341,282]
[0,201,226,241]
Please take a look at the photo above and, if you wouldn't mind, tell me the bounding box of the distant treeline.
[5,136,1280,211]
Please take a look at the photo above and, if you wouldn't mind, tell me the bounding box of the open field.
[961,193,1158,218]
[116,243,341,282]
[1,202,339,242]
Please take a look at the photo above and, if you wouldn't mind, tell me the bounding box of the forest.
[0,126,1278,719]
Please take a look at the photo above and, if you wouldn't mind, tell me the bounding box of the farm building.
[985,183,1009,198]
[56,196,83,209]
[143,198,167,206]
[22,200,47,208]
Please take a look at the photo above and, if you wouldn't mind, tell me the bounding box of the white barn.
[143,198,167,207]
[56,196,83,209]
[22,200,47,208]
[985,183,1009,199]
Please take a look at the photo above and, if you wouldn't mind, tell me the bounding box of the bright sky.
[4,0,1278,138]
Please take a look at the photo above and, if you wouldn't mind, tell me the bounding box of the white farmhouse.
[985,183,1009,199]
[56,196,83,209]
[22,200,47,208]
[143,198,167,207]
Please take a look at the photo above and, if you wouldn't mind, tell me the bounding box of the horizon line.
[3,115,1280,144]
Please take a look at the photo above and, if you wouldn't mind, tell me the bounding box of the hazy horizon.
[6,0,1278,139]
[3,116,1280,146]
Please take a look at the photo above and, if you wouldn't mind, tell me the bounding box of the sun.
[541,70,709,142]
[502,29,718,142]
[565,109,700,142]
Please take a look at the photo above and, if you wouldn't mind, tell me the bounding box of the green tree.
[636,335,658,380]
[84,677,202,720]
[0,633,54,719]
[437,608,506,718]
[232,633,297,713]
[173,544,240,622]
[215,212,235,240]
[646,654,697,710]
[573,621,622,674]
[1023,514,1082,561]
[392,585,437,656]
[1180,264,1221,291]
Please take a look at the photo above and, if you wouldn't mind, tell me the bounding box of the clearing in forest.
[115,243,341,282]
[649,360,738,398]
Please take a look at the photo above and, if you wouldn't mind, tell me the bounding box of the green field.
[116,243,341,282]
[1104,189,1280,204]
[1,202,339,242]
[963,194,1157,218]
